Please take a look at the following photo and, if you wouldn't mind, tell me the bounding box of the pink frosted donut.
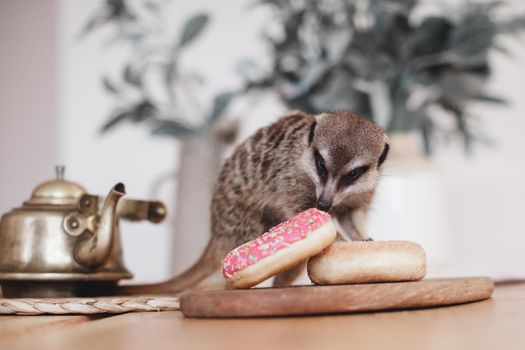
[222,208,337,288]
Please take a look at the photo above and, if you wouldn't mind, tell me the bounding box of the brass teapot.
[0,166,167,298]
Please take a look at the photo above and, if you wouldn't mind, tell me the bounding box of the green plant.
[82,0,238,139]
[244,0,525,153]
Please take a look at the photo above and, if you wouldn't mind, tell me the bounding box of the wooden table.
[1,282,524,350]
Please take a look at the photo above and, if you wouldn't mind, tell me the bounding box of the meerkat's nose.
[316,199,332,212]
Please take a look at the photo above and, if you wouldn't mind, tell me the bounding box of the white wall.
[0,0,58,214]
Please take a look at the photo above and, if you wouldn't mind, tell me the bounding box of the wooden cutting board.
[180,277,493,318]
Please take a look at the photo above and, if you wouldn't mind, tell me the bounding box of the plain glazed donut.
[307,240,426,285]
[222,208,337,289]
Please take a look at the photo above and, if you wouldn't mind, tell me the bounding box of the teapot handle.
[116,199,167,223]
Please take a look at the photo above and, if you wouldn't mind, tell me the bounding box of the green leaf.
[102,77,118,94]
[448,52,489,71]
[413,17,452,56]
[100,100,157,134]
[286,62,329,99]
[106,0,133,20]
[471,95,508,104]
[123,64,141,87]
[209,91,237,124]
[134,100,156,121]
[436,97,473,152]
[100,110,135,133]
[178,14,209,47]
[78,14,108,39]
[499,16,525,34]
[447,20,496,56]
[151,120,196,138]
[492,43,513,57]
[79,0,136,39]
[419,113,434,156]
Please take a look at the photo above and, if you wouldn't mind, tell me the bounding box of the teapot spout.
[74,183,125,268]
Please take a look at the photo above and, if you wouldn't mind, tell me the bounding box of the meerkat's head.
[301,111,389,212]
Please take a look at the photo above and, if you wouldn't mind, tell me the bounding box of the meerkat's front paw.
[349,232,373,241]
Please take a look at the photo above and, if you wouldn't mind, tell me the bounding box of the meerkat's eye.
[341,166,368,186]
[314,149,327,180]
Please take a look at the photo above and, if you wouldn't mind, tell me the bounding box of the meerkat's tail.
[116,239,226,295]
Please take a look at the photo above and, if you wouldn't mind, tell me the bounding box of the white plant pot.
[171,135,223,275]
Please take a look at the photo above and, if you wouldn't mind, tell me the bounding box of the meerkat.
[123,110,389,294]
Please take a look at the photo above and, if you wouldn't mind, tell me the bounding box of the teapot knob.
[55,165,65,181]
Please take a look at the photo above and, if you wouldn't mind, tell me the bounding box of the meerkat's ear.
[309,113,327,145]
[378,143,390,167]
[308,121,317,145]
[283,109,308,118]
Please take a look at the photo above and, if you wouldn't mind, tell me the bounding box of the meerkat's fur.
[123,111,389,294]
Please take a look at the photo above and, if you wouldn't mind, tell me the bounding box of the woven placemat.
[0,295,180,315]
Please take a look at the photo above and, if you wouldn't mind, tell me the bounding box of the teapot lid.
[24,166,87,206]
